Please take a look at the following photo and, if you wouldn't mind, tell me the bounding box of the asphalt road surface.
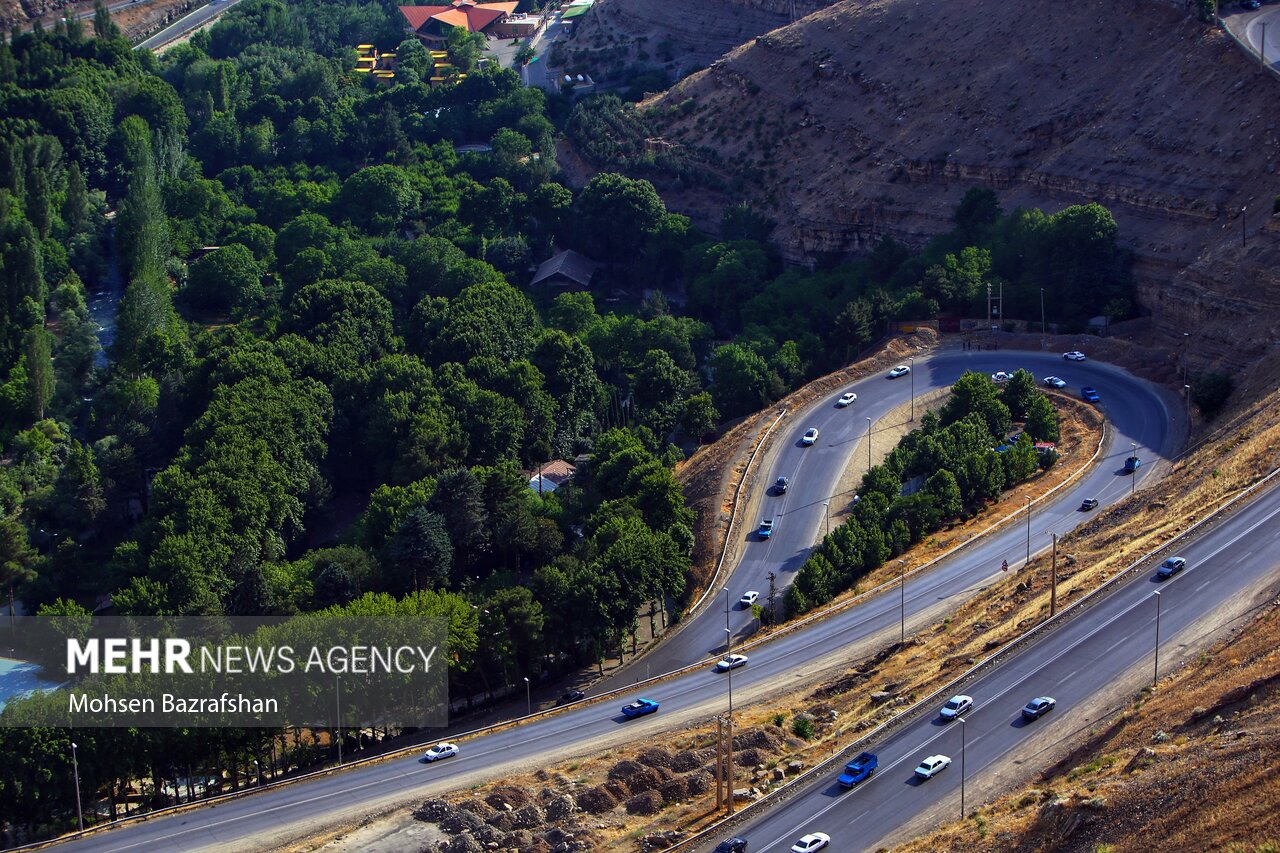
[700,468,1280,853]
[596,350,1175,692]
[134,0,242,52]
[42,351,1180,853]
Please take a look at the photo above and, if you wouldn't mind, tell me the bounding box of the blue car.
[837,752,877,787]
[1081,386,1100,403]
[621,698,660,718]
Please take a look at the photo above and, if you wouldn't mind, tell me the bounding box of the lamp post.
[723,588,736,816]
[1153,591,1162,687]
[523,677,531,717]
[1181,332,1190,382]
[1024,496,1032,567]
[865,417,872,470]
[897,559,906,644]
[957,717,967,819]
[1183,384,1192,425]
[909,356,915,421]
[822,502,830,539]
[1130,443,1138,496]
[335,675,342,766]
[71,741,84,832]
[253,759,262,787]
[1242,205,1247,248]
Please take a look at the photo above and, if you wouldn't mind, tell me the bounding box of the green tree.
[953,187,1002,244]
[92,0,119,39]
[23,328,53,422]
[709,344,772,418]
[336,165,422,235]
[186,244,264,311]
[62,162,88,236]
[1000,369,1039,421]
[1024,393,1059,442]
[941,371,1011,439]
[681,391,718,439]
[390,507,453,592]
[53,440,106,529]
[574,173,667,260]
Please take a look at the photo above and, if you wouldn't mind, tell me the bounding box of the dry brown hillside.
[570,0,1280,376]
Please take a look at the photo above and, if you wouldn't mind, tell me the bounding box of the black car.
[715,838,748,853]
[774,476,789,494]
[1079,498,1099,511]
[557,689,586,705]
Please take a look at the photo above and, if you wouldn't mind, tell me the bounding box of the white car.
[1043,375,1066,388]
[939,694,973,720]
[887,365,911,378]
[914,754,952,779]
[790,832,831,853]
[423,742,459,762]
[716,653,749,671]
[739,590,760,606]
[990,371,1014,383]
[836,391,858,407]
[801,428,819,445]
[1063,351,1087,361]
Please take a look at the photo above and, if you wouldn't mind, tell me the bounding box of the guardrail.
[663,461,1280,853]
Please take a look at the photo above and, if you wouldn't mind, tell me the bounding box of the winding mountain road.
[40,350,1184,853]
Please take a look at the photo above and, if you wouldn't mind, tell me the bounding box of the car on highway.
[739,590,760,606]
[1043,375,1067,388]
[422,742,459,762]
[774,476,789,494]
[1021,696,1057,720]
[836,391,858,407]
[790,832,831,852]
[1157,556,1187,579]
[888,365,911,378]
[991,371,1015,383]
[1081,386,1100,403]
[914,754,952,779]
[716,653,749,671]
[621,698,660,718]
[557,689,586,705]
[715,838,748,853]
[1063,351,1087,361]
[1079,498,1099,511]
[758,519,774,539]
[939,694,973,720]
[1125,454,1142,472]
[837,752,878,786]
[802,427,819,445]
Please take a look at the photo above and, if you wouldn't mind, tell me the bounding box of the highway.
[700,464,1280,853]
[133,0,242,52]
[43,350,1180,852]
[597,349,1174,692]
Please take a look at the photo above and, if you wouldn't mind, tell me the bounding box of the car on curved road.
[715,838,748,853]
[557,689,586,705]
[790,832,831,852]
[716,653,749,671]
[1079,498,1099,511]
[939,694,973,720]
[758,519,774,539]
[739,590,760,606]
[621,698,660,718]
[1043,375,1066,388]
[836,391,858,407]
[423,742,459,762]
[1081,386,1100,403]
[991,371,1015,383]
[1021,696,1057,720]
[914,754,952,779]
[887,365,911,378]
[1063,351,1087,361]
[774,476,789,494]
[801,428,819,445]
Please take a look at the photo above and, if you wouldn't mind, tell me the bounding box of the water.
[86,251,125,368]
[0,656,57,712]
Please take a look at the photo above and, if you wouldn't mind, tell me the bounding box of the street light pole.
[1181,332,1190,382]
[957,717,966,819]
[1153,591,1162,687]
[1183,384,1192,426]
[335,675,342,766]
[1024,496,1032,567]
[1131,443,1138,496]
[523,676,531,717]
[865,417,872,470]
[897,559,906,644]
[723,586,736,815]
[71,741,84,832]
[909,356,915,421]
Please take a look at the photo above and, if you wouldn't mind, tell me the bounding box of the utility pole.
[958,717,967,819]
[1260,22,1267,66]
[822,502,830,538]
[1050,533,1058,617]
[986,283,992,337]
[898,559,906,643]
[1153,591,1162,687]
[767,571,777,625]
[1024,496,1032,567]
[1040,287,1046,339]
[865,417,872,470]
[715,717,724,808]
[909,356,915,421]
[335,675,343,766]
[1242,205,1248,248]
[71,741,84,832]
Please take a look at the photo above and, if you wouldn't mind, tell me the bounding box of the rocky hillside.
[564,0,837,79]
[577,0,1280,376]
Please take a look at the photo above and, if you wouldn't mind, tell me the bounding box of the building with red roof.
[399,0,520,43]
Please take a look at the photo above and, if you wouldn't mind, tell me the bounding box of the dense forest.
[0,0,1138,839]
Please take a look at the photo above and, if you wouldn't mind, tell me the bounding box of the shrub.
[1191,372,1233,420]
[791,715,814,740]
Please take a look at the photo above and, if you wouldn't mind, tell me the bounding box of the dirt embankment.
[5,0,200,43]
